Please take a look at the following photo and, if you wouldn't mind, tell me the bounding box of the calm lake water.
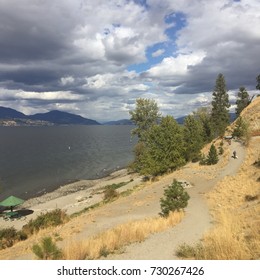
[0,125,136,200]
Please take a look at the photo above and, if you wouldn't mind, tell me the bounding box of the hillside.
[0,98,259,260]
[240,96,260,135]
[29,110,100,125]
[0,106,27,119]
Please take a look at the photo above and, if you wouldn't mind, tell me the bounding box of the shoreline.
[0,165,131,202]
[23,168,133,208]
[0,168,143,230]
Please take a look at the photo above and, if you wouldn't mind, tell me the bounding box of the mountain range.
[0,106,237,126]
[0,106,100,126]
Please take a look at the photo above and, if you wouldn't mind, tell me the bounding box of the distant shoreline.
[25,165,129,201]
[22,168,137,209]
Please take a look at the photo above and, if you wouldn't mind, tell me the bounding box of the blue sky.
[0,0,259,121]
[128,11,187,73]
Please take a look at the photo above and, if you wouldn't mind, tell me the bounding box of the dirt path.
[104,140,245,259]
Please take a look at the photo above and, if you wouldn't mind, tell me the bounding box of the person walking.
[233,150,237,159]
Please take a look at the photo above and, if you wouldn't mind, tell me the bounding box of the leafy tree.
[211,73,230,136]
[160,180,190,217]
[183,115,204,162]
[207,144,219,165]
[138,116,185,176]
[129,98,161,141]
[235,86,250,117]
[129,98,161,172]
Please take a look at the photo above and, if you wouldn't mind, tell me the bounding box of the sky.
[0,0,259,122]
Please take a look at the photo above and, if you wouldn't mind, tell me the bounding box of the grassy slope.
[178,97,260,259]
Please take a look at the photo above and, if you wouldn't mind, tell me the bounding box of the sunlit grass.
[63,211,184,259]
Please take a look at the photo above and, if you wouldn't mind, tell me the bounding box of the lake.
[0,125,136,200]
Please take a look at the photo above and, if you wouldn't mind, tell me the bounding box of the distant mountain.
[176,113,237,125]
[175,116,187,124]
[0,106,27,119]
[103,119,134,125]
[29,110,100,125]
[0,107,100,126]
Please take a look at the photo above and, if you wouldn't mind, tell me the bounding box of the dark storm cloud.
[0,0,259,121]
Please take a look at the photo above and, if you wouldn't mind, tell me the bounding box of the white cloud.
[60,76,75,86]
[146,51,206,78]
[15,91,82,101]
[151,49,165,57]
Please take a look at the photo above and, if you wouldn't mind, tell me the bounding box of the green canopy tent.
[0,195,25,212]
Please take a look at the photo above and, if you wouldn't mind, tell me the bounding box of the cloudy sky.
[0,0,259,122]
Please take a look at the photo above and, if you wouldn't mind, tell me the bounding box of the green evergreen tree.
[193,107,214,143]
[211,73,230,136]
[235,86,250,117]
[32,237,63,260]
[139,116,185,176]
[160,180,190,217]
[183,115,204,162]
[129,98,161,141]
[232,116,250,144]
[256,74,260,91]
[207,144,219,165]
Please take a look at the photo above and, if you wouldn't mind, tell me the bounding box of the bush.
[253,157,260,168]
[32,236,63,260]
[245,195,259,202]
[176,243,204,259]
[218,146,224,155]
[207,144,219,165]
[199,154,208,165]
[103,186,119,201]
[160,180,190,217]
[232,116,251,145]
[0,227,27,249]
[23,209,69,235]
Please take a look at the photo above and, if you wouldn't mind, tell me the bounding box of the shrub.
[218,146,224,155]
[103,186,119,201]
[32,236,63,260]
[253,157,260,168]
[244,195,259,202]
[176,243,204,259]
[207,144,219,165]
[160,180,190,217]
[23,209,69,235]
[0,227,27,249]
[199,154,208,165]
[200,145,219,165]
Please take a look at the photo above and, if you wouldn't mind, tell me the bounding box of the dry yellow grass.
[177,96,260,260]
[192,136,260,260]
[63,211,184,260]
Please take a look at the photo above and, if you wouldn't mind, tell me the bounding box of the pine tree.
[232,116,250,144]
[207,144,219,165]
[211,73,230,136]
[235,86,250,117]
[160,180,190,217]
